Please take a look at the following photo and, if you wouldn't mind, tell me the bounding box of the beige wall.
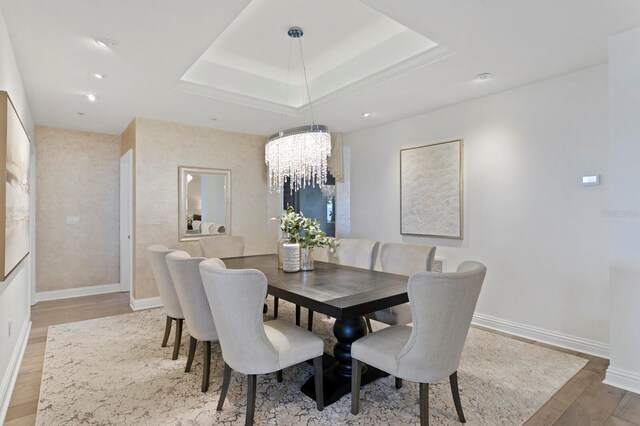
[133,118,279,299]
[120,118,136,156]
[36,126,120,292]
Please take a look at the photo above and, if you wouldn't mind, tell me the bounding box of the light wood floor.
[4,292,640,425]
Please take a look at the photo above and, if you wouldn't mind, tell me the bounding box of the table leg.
[333,316,367,378]
[301,314,387,407]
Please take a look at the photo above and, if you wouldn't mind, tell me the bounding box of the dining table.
[223,254,410,406]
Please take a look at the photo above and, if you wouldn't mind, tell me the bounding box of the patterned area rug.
[36,299,586,425]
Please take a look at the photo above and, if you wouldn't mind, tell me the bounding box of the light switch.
[151,216,166,225]
[66,216,80,225]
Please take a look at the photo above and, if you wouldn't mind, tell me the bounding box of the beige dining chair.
[351,261,487,426]
[166,251,225,392]
[199,235,245,259]
[333,238,380,270]
[199,260,325,425]
[147,244,184,360]
[365,243,436,332]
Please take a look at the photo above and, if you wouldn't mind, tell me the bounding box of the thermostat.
[581,175,600,186]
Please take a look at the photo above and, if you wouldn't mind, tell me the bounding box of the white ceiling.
[179,0,444,113]
[1,0,640,137]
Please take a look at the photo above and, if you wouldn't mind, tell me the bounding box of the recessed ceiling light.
[362,112,374,118]
[85,94,97,102]
[476,73,493,81]
[95,38,118,48]
[92,73,107,79]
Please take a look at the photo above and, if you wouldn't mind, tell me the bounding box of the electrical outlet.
[8,318,12,338]
[66,216,80,225]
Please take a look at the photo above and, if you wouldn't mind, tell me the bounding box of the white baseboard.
[130,296,163,311]
[472,312,609,359]
[0,318,31,425]
[36,283,121,302]
[604,367,640,394]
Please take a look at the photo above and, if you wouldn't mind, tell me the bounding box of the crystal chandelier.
[265,27,331,193]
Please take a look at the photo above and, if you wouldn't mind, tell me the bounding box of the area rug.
[36,299,586,425]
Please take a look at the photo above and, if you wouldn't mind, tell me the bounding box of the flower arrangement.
[278,206,305,243]
[277,207,337,249]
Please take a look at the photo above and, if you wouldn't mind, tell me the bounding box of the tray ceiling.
[177,0,451,115]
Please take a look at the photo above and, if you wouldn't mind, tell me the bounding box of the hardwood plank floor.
[4,292,639,425]
[4,292,132,426]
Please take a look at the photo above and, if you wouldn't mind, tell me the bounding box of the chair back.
[199,236,245,259]
[333,239,379,269]
[314,246,331,263]
[397,261,486,383]
[166,251,225,342]
[380,243,436,276]
[199,260,279,374]
[147,244,183,319]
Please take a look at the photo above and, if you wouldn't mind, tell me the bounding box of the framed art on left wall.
[0,91,31,279]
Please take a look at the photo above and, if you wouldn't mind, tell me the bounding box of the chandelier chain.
[298,37,315,125]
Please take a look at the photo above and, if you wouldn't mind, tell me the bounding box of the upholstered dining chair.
[365,243,436,332]
[147,244,184,360]
[199,235,245,259]
[166,251,225,392]
[199,260,325,425]
[333,238,380,270]
[351,261,487,426]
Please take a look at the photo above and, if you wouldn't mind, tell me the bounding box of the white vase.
[282,243,300,272]
[300,247,314,271]
[276,237,290,269]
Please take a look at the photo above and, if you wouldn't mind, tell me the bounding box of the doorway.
[119,150,133,294]
[283,173,336,237]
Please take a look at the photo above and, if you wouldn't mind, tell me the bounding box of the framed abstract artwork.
[400,139,463,239]
[0,91,31,278]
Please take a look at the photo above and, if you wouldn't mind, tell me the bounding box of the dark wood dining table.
[223,254,410,406]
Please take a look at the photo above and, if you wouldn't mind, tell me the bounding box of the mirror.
[179,166,231,241]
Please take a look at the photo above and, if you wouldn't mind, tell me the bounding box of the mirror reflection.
[179,166,231,241]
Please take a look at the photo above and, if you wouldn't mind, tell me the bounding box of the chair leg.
[162,316,172,347]
[185,336,197,372]
[395,377,403,389]
[365,317,373,333]
[217,363,232,411]
[202,341,211,393]
[172,319,183,360]
[313,356,324,411]
[273,297,279,318]
[307,309,314,331]
[276,370,283,383]
[419,382,429,426]
[295,305,301,326]
[450,371,466,423]
[351,358,362,415]
[245,374,257,426]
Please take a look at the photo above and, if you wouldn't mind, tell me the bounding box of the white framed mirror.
[178,166,231,241]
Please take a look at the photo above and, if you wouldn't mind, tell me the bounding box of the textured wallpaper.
[133,118,279,299]
[35,126,121,291]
